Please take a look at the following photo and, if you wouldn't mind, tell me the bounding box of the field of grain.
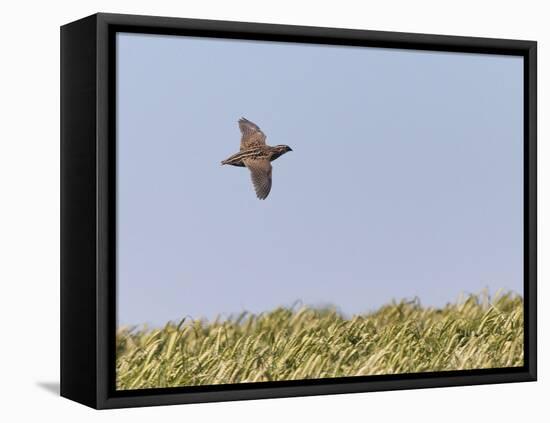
[116,293,523,390]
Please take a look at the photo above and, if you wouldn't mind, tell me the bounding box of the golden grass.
[116,293,523,390]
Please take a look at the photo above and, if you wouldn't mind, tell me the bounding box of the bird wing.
[239,117,266,151]
[244,158,272,200]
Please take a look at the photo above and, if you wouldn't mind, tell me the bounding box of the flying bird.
[221,118,293,199]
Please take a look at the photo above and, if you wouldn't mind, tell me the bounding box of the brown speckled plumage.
[221,118,292,200]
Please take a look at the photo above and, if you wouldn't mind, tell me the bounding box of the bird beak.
[288,147,293,152]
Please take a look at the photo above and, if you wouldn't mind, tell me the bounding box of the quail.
[221,118,292,200]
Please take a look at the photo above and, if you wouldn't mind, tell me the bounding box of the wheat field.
[116,293,523,390]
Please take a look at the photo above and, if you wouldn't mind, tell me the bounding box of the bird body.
[221,145,291,167]
[221,118,292,199]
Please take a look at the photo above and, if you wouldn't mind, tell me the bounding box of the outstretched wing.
[244,158,272,200]
[239,117,266,151]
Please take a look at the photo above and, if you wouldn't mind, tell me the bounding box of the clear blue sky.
[116,32,523,327]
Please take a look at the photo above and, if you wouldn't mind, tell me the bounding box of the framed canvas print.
[60,13,537,409]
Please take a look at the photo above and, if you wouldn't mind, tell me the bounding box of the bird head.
[276,145,293,153]
[271,145,293,161]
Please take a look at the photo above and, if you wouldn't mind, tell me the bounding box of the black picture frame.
[60,12,537,409]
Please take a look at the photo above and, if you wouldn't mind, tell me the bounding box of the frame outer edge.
[62,12,538,409]
[60,14,99,409]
